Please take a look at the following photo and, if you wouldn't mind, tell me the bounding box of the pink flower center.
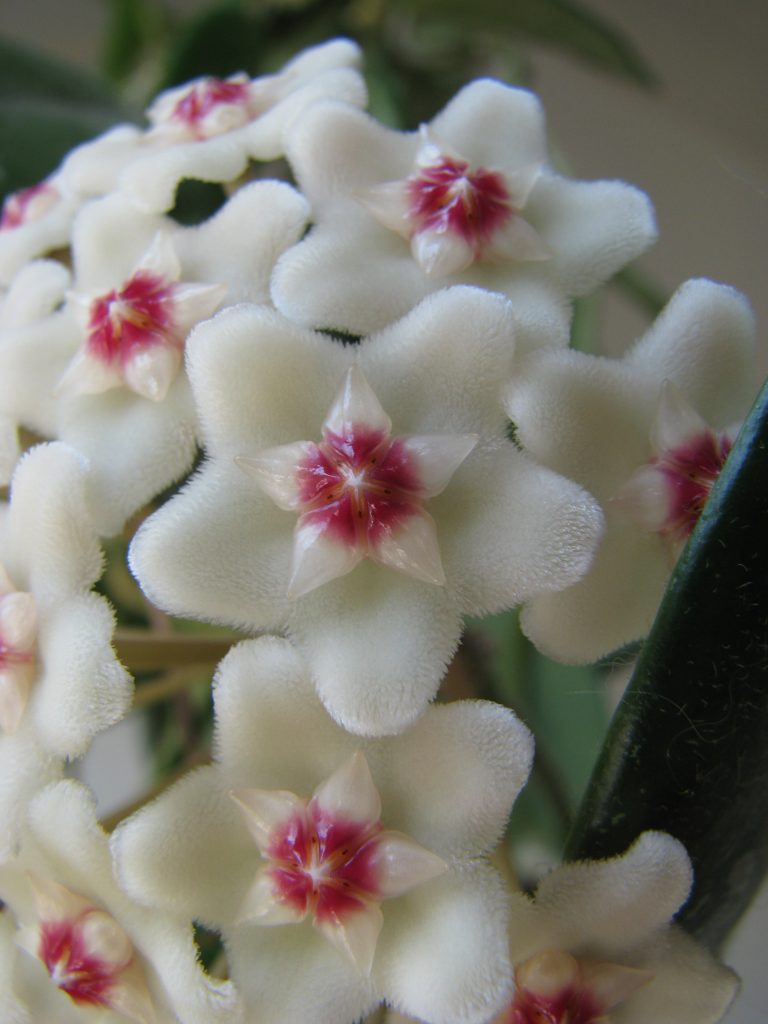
[168,77,252,137]
[87,270,177,367]
[38,914,129,1007]
[407,156,514,257]
[0,181,59,231]
[297,425,424,549]
[651,428,732,542]
[509,983,605,1024]
[265,802,383,924]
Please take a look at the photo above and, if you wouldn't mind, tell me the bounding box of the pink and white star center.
[0,563,37,734]
[618,383,736,546]
[62,234,226,401]
[233,752,447,975]
[18,875,156,1024]
[0,180,60,232]
[149,75,259,141]
[360,131,549,277]
[237,364,477,597]
[507,949,652,1024]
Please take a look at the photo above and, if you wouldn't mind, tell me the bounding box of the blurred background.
[1,1,766,1020]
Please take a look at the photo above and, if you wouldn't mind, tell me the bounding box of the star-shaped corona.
[233,750,446,976]
[507,949,652,1024]
[0,562,37,734]
[147,74,260,142]
[16,874,156,1023]
[237,364,477,597]
[61,232,226,402]
[360,129,549,278]
[0,180,61,232]
[617,382,736,548]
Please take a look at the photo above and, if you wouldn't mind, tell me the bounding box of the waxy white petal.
[0,591,37,649]
[614,463,671,534]
[312,751,381,825]
[137,231,181,282]
[238,868,305,926]
[580,959,654,1011]
[324,365,391,438]
[372,511,446,586]
[357,181,411,237]
[79,909,134,969]
[0,666,35,734]
[236,442,317,511]
[371,832,447,899]
[108,961,159,1024]
[173,281,228,336]
[401,434,477,497]
[123,344,183,402]
[516,949,580,996]
[57,349,124,397]
[316,900,383,977]
[488,212,551,262]
[231,788,305,854]
[651,379,711,455]
[412,227,475,278]
[289,519,364,598]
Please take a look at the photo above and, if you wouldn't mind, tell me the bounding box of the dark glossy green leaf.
[395,0,655,86]
[566,374,768,950]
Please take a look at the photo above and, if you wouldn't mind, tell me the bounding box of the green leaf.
[396,0,655,87]
[102,0,170,84]
[565,373,768,950]
[0,36,119,108]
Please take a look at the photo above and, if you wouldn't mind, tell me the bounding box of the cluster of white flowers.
[0,37,757,1024]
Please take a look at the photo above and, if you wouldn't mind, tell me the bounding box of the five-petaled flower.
[129,287,603,734]
[497,832,738,1024]
[505,278,757,663]
[111,636,534,1024]
[272,79,655,348]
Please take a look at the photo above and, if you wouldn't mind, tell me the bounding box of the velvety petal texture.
[0,443,132,758]
[60,40,366,214]
[0,779,242,1024]
[272,80,655,337]
[503,833,737,1024]
[129,289,602,734]
[506,278,758,662]
[112,635,532,1024]
[47,182,308,535]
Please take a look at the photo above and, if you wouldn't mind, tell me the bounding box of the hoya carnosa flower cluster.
[0,34,753,1024]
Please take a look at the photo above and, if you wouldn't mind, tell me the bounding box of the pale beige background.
[2,1,766,1020]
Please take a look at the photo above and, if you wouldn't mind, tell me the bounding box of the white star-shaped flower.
[0,175,81,286]
[271,79,656,348]
[505,278,758,663]
[111,636,534,1024]
[497,832,737,1024]
[0,443,132,857]
[129,287,603,734]
[0,182,309,536]
[0,779,242,1024]
[59,39,367,214]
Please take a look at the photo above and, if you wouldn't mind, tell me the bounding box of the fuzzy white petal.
[376,862,512,1024]
[291,563,462,735]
